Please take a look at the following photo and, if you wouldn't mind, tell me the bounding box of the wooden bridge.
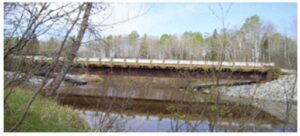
[23,56,275,69]
[21,55,281,82]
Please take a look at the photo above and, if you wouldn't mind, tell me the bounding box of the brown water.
[57,75,297,132]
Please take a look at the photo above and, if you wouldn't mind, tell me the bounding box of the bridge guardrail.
[21,55,275,69]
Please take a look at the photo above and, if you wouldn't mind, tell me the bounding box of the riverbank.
[4,87,89,132]
[220,74,297,102]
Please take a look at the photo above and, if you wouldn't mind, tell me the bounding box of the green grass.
[4,88,89,132]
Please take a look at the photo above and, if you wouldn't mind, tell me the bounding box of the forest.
[6,15,297,69]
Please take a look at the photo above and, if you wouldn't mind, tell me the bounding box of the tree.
[128,30,139,45]
[242,15,261,33]
[41,37,58,55]
[4,3,83,60]
[180,31,204,60]
[260,33,269,62]
[260,23,275,62]
[4,36,19,50]
[182,31,203,45]
[128,30,139,57]
[268,32,297,68]
[24,33,39,54]
[192,32,203,44]
[5,2,94,131]
[208,29,219,61]
[241,15,261,62]
[159,33,169,45]
[208,3,232,62]
[139,34,149,58]
[168,35,179,59]
[46,3,93,96]
[158,34,169,59]
[104,35,113,57]
[113,35,122,58]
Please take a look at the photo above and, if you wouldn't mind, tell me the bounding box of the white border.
[0,0,299,136]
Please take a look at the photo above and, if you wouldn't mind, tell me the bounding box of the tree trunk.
[46,3,93,96]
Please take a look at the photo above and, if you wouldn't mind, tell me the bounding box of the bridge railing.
[78,57,275,67]
[23,55,275,68]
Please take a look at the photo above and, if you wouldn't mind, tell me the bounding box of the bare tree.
[45,3,93,96]
[4,2,102,131]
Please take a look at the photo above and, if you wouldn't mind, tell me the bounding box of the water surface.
[58,75,297,132]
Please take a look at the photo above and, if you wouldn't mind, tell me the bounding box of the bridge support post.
[190,60,193,69]
[98,58,102,66]
[136,58,139,68]
[124,58,127,68]
[86,58,89,66]
[110,58,113,67]
[150,59,153,68]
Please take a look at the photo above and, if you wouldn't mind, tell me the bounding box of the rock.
[203,89,210,94]
[220,75,297,102]
[179,88,185,91]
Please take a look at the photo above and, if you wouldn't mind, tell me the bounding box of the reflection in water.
[58,75,297,132]
[76,110,294,132]
[59,76,204,102]
[77,110,127,132]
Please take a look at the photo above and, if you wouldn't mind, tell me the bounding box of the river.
[57,75,297,132]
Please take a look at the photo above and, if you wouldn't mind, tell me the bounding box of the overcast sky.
[99,2,297,38]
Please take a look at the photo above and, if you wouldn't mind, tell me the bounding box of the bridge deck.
[24,56,275,72]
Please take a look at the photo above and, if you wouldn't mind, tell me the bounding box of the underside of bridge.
[68,64,279,83]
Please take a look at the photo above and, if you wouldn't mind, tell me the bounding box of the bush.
[4,88,89,132]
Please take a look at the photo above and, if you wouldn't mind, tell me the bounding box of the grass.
[4,87,89,132]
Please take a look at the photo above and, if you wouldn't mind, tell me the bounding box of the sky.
[100,2,297,38]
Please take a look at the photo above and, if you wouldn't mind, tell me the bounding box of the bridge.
[23,55,275,68]
[20,55,281,83]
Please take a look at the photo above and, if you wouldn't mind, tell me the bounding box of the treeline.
[86,15,295,69]
[10,15,297,69]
